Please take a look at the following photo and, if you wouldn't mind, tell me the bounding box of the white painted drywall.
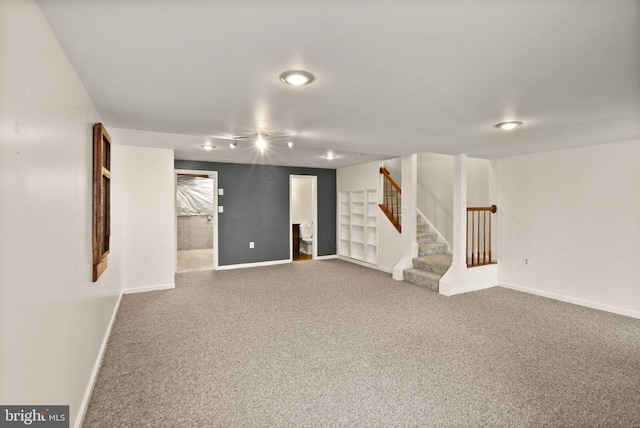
[337,160,382,192]
[291,178,313,224]
[417,153,454,245]
[417,153,491,250]
[493,139,640,317]
[383,157,402,182]
[467,157,491,207]
[118,145,176,293]
[0,1,123,426]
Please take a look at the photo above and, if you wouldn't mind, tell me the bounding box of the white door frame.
[175,169,219,271]
[290,175,318,260]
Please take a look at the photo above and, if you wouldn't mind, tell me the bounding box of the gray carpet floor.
[84,260,640,427]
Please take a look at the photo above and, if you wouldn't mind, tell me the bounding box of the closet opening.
[175,170,218,272]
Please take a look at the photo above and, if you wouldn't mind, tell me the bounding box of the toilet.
[299,223,313,254]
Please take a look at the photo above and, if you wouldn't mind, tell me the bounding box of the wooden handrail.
[379,166,401,233]
[467,205,497,213]
[379,166,401,194]
[466,205,497,267]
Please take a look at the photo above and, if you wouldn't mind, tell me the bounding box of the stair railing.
[379,166,402,233]
[466,205,497,267]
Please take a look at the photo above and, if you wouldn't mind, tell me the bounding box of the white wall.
[118,145,176,293]
[417,153,491,249]
[417,153,454,245]
[383,157,402,182]
[291,178,313,224]
[467,157,490,207]
[0,1,123,426]
[493,139,640,317]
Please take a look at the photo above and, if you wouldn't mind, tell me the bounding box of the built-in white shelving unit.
[338,189,378,265]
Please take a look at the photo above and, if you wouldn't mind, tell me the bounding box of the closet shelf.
[338,189,378,266]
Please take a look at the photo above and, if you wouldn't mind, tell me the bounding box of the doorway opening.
[290,175,318,262]
[175,169,218,272]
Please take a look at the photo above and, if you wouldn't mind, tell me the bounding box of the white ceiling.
[38,0,640,168]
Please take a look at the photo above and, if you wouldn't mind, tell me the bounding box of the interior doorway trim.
[175,169,219,271]
[290,175,318,261]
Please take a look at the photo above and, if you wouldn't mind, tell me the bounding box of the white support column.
[392,154,419,280]
[440,154,498,295]
[451,154,467,268]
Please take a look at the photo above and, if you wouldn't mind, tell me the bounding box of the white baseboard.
[216,259,290,270]
[75,291,123,428]
[500,282,640,320]
[123,283,175,294]
[442,281,497,296]
[337,256,393,274]
[314,254,338,261]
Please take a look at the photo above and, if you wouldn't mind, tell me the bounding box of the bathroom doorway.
[175,169,218,272]
[290,175,317,262]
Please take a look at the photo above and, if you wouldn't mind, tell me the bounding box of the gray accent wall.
[175,160,337,266]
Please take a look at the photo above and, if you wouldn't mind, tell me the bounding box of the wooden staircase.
[403,218,452,291]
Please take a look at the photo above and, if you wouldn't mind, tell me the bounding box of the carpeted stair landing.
[404,253,452,291]
[404,219,452,291]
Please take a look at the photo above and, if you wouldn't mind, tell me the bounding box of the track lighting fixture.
[223,133,292,151]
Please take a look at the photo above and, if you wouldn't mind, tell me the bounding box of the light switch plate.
[218,206,223,213]
[218,188,224,196]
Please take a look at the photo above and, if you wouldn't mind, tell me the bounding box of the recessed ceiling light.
[279,70,315,86]
[201,144,215,150]
[287,141,293,148]
[495,121,523,130]
[324,154,337,159]
[230,141,237,149]
[357,152,366,156]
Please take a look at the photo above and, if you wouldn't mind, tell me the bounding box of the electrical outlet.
[249,242,254,249]
[523,258,530,266]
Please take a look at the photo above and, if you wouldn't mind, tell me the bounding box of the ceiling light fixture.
[324,154,337,159]
[255,134,267,150]
[279,70,315,86]
[201,144,215,150]
[226,133,292,150]
[495,121,523,130]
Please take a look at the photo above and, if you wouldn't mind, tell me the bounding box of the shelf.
[351,242,365,260]
[350,191,364,203]
[352,227,364,243]
[338,189,377,265]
